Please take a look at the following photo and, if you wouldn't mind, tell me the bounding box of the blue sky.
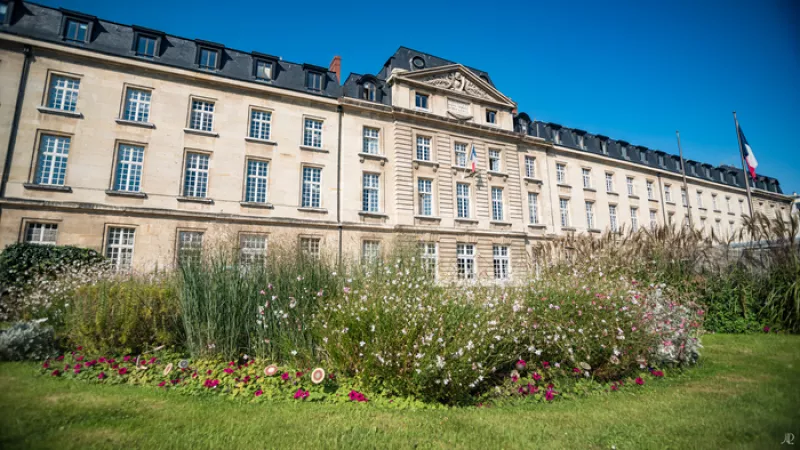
[38,0,800,194]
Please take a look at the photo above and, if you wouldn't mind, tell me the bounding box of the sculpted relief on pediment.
[421,71,492,101]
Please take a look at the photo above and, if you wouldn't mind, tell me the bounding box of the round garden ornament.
[311,368,325,384]
[264,365,278,377]
[163,363,173,376]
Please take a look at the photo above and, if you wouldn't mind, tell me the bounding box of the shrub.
[64,274,182,354]
[0,320,57,361]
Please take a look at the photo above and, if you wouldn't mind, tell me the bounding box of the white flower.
[290,350,298,356]
[359,341,366,347]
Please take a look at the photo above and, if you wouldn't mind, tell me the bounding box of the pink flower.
[255,389,263,397]
[516,359,526,370]
[75,355,85,362]
[635,377,644,385]
[511,374,519,383]
[51,369,61,377]
[293,389,309,400]
[296,371,303,378]
[281,372,290,381]
[545,388,555,401]
[228,361,236,367]
[343,287,351,294]
[348,390,368,402]
[203,379,220,388]
[223,368,234,374]
[542,361,550,369]
[99,357,107,363]
[42,361,50,369]
[73,368,81,374]
[56,355,64,361]
[118,368,128,376]
[259,290,266,295]
[611,384,618,391]
[572,368,581,374]
[123,356,131,362]
[76,346,83,351]
[148,357,157,364]
[532,372,542,381]
[158,381,166,387]
[651,370,664,377]
[763,326,771,333]
[98,372,106,380]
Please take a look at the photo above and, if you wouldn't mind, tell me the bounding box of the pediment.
[395,64,515,108]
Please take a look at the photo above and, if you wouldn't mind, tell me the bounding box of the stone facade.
[0,2,792,280]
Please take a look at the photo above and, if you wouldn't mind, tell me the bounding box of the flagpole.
[733,111,755,217]
[675,131,693,228]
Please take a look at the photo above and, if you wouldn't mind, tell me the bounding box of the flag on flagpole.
[738,126,758,180]
[470,144,478,173]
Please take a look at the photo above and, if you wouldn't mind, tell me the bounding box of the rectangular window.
[621,146,629,159]
[420,242,437,277]
[300,237,321,259]
[417,178,433,216]
[0,4,8,24]
[696,191,704,208]
[245,159,270,203]
[415,136,431,161]
[577,135,585,149]
[456,243,475,280]
[488,150,501,172]
[640,149,647,162]
[306,71,322,90]
[301,167,322,208]
[493,245,510,280]
[646,181,654,199]
[486,110,497,124]
[415,93,429,110]
[609,205,618,232]
[456,183,471,218]
[491,187,504,221]
[106,227,135,271]
[605,173,614,193]
[649,210,657,230]
[183,152,209,198]
[630,207,639,231]
[658,154,665,167]
[627,177,635,196]
[582,168,592,189]
[64,19,88,42]
[524,156,536,178]
[189,99,214,132]
[726,196,731,212]
[136,35,157,58]
[240,234,267,266]
[178,231,203,265]
[739,199,744,214]
[255,60,273,80]
[664,185,672,202]
[559,198,570,227]
[682,188,688,206]
[47,75,80,112]
[24,223,58,245]
[198,48,218,70]
[362,240,380,265]
[303,118,323,148]
[454,143,467,167]
[362,127,380,154]
[34,135,70,186]
[243,110,271,141]
[113,144,144,192]
[556,163,566,184]
[362,173,380,212]
[528,193,539,224]
[712,194,718,210]
[585,201,595,229]
[123,88,151,123]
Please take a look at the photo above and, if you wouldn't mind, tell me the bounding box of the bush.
[64,274,182,354]
[0,320,57,361]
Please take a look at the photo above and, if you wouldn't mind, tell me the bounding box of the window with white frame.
[556,163,566,184]
[486,109,497,124]
[417,178,433,216]
[725,196,731,212]
[419,242,437,277]
[47,75,80,112]
[609,205,618,232]
[630,207,639,231]
[416,136,431,161]
[456,183,471,218]
[24,223,58,245]
[454,143,467,167]
[646,180,654,199]
[415,93,429,110]
[306,71,322,90]
[582,168,592,189]
[245,159,270,203]
[240,234,267,266]
[528,193,539,224]
[559,198,570,227]
[605,173,614,193]
[198,48,218,70]
[739,199,744,214]
[64,18,89,42]
[123,87,151,123]
[696,191,704,208]
[303,118,323,148]
[189,99,214,132]
[106,227,135,271]
[249,109,272,141]
[488,149,501,172]
[627,177,635,196]
[493,245,510,280]
[456,243,475,280]
[34,135,71,186]
[524,156,536,178]
[183,153,209,198]
[178,231,203,265]
[301,167,322,208]
[362,240,380,265]
[491,187,504,221]
[136,35,158,58]
[664,184,672,202]
[255,60,273,80]
[621,146,629,159]
[658,154,665,167]
[362,173,380,212]
[300,237,321,259]
[712,194,718,210]
[682,188,688,206]
[113,143,144,192]
[585,201,595,229]
[362,127,380,154]
[649,210,657,229]
[362,82,376,101]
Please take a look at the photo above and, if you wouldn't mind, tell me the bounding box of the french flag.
[470,144,478,172]
[738,126,758,180]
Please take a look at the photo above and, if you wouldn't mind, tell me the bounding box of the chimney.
[328,55,341,83]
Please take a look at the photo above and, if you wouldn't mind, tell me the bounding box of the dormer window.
[552,129,561,144]
[362,82,376,101]
[576,135,585,149]
[621,146,628,159]
[64,18,89,43]
[198,47,219,70]
[255,60,273,81]
[704,167,711,178]
[0,3,9,24]
[658,154,665,167]
[486,110,497,124]
[306,71,323,90]
[639,150,646,162]
[135,34,158,58]
[601,141,608,155]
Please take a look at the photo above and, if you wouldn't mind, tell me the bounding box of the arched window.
[362,82,376,101]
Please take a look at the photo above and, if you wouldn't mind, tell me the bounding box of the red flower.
[572,368,581,373]
[118,367,128,376]
[42,361,50,369]
[281,372,290,381]
[51,369,61,377]
[192,372,198,378]
[542,361,550,368]
[98,372,106,380]
[158,381,166,387]
[511,375,519,383]
[516,359,527,369]
[763,326,771,333]
[122,356,130,362]
[206,370,213,375]
[532,372,542,381]
[293,389,309,400]
[348,390,368,402]
[611,384,618,391]
[99,357,107,363]
[652,370,664,377]
[635,377,644,385]
[223,368,234,374]
[76,346,83,351]
[545,388,555,401]
[296,371,303,378]
[148,357,157,364]
[229,361,236,366]
[73,368,81,374]
[56,355,64,361]
[254,389,263,397]
[75,355,85,362]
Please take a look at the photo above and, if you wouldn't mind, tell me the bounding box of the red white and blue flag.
[738,126,758,180]
[470,144,478,172]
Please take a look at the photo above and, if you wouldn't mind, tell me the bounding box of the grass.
[0,335,797,449]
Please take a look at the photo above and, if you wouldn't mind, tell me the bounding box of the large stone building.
[0,1,792,279]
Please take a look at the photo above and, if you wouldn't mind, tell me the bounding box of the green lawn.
[1,334,798,449]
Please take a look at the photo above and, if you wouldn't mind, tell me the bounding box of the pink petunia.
[75,355,85,362]
[281,372,290,381]
[122,356,131,362]
[42,361,50,369]
[254,389,263,397]
[545,388,555,401]
[635,377,644,385]
[118,367,128,375]
[611,384,618,391]
[56,355,64,361]
[98,372,106,380]
[532,372,542,381]
[51,369,61,376]
[158,381,166,387]
[223,368,234,374]
[293,389,309,400]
